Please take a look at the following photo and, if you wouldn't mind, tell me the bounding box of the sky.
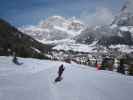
[0,0,126,27]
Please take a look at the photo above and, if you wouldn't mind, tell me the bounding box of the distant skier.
[117,59,125,74]
[12,52,23,65]
[55,64,65,82]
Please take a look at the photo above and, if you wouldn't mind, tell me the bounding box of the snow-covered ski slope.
[0,56,133,100]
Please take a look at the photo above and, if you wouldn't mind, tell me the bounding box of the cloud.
[121,0,133,12]
[80,7,114,27]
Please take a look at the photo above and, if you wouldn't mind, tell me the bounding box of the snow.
[40,39,75,45]
[0,56,133,100]
[20,16,84,41]
[119,26,133,34]
[53,41,98,53]
[19,16,84,40]
[119,26,129,31]
[53,26,82,36]
[40,40,99,53]
[110,44,133,53]
[31,47,41,53]
[110,24,117,29]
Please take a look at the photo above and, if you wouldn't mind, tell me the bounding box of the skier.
[55,64,65,82]
[117,59,125,74]
[58,64,65,78]
[12,52,22,65]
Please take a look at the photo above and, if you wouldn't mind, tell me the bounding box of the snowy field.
[0,56,133,100]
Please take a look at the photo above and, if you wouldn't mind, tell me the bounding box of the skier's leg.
[58,71,63,79]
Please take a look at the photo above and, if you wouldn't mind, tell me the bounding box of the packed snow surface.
[0,56,133,100]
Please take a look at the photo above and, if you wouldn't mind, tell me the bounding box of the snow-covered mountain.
[75,0,133,50]
[0,56,133,100]
[19,1,133,54]
[20,16,84,42]
[100,0,133,46]
[112,0,133,26]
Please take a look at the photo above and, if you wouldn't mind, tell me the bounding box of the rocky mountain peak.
[112,0,133,26]
[20,16,84,41]
[120,0,133,13]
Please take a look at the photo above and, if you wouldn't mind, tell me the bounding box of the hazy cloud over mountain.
[121,0,133,12]
[80,7,114,27]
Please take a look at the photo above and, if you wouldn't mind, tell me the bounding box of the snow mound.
[0,56,133,100]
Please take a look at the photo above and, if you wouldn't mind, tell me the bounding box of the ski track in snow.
[0,56,133,100]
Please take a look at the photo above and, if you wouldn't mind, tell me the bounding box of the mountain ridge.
[20,16,84,42]
[19,1,133,53]
[0,18,53,58]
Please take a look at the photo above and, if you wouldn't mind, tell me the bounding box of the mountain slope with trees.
[0,19,53,59]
